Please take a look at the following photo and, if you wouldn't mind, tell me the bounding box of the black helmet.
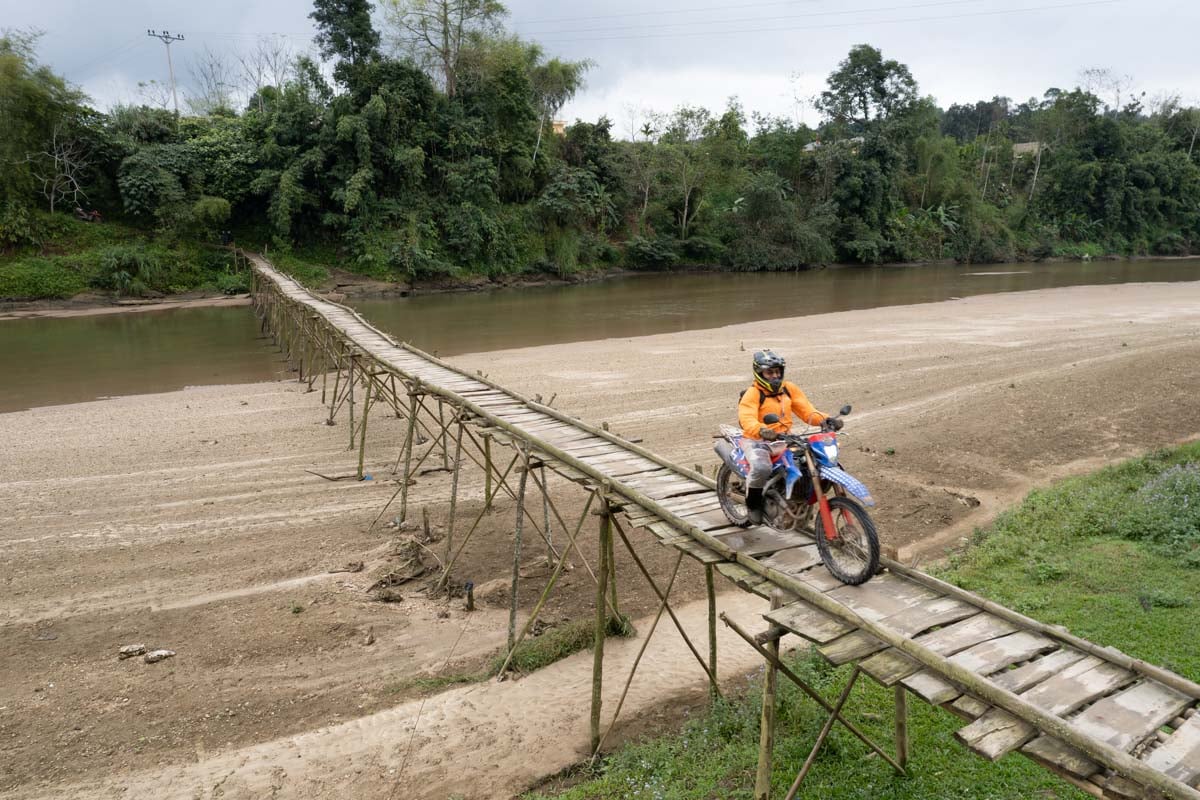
[752,349,786,394]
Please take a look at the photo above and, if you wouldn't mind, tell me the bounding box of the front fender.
[818,465,876,506]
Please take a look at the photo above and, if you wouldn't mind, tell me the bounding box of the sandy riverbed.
[1,281,1199,799]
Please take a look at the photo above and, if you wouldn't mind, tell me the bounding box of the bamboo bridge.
[242,250,1200,800]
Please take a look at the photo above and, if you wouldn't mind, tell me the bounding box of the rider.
[739,349,841,525]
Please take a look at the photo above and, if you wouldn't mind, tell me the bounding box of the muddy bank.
[2,280,1199,798]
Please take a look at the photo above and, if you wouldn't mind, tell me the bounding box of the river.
[2,258,1197,413]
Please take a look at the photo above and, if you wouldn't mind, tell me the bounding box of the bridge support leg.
[755,591,785,800]
[356,379,372,480]
[398,385,418,523]
[611,517,720,697]
[721,613,905,778]
[347,355,357,450]
[483,433,493,510]
[591,498,612,755]
[591,550,684,764]
[444,415,464,571]
[508,447,529,657]
[707,564,718,703]
[895,685,909,769]
[784,668,863,800]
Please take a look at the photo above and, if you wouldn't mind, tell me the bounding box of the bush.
[191,196,231,239]
[0,257,87,299]
[94,244,165,296]
[624,235,678,269]
[0,202,47,251]
[1116,463,1200,559]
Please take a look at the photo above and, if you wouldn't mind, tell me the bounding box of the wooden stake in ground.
[444,417,464,570]
[895,685,909,769]
[356,381,373,480]
[398,384,419,523]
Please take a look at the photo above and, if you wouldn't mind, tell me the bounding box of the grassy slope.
[0,213,248,300]
[527,443,1200,799]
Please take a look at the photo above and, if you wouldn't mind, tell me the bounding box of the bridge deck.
[250,253,1200,800]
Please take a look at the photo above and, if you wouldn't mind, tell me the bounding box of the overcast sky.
[7,0,1197,134]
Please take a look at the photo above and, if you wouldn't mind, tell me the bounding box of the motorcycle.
[713,405,880,585]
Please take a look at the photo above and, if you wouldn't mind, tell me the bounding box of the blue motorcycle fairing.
[818,465,876,506]
[781,449,803,498]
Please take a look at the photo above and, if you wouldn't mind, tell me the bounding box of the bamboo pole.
[347,355,357,450]
[591,496,612,754]
[438,398,449,471]
[398,385,419,523]
[483,433,493,510]
[721,613,904,773]
[707,563,718,703]
[755,590,785,800]
[508,447,529,656]
[784,668,863,800]
[611,518,721,697]
[445,416,464,572]
[494,491,596,678]
[356,379,373,480]
[542,464,552,564]
[592,551,684,761]
[895,685,909,770]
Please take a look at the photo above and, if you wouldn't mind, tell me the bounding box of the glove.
[759,427,779,441]
[821,417,843,432]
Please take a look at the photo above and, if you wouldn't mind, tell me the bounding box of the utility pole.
[146,29,184,114]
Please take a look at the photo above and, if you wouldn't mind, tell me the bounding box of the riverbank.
[6,249,1196,320]
[2,280,1199,798]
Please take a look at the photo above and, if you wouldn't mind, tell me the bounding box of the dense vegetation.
[5,1,1200,300]
[526,443,1200,799]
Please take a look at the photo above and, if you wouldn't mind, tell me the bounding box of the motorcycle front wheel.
[814,496,880,585]
[716,464,752,527]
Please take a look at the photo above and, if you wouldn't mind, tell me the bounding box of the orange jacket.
[739,381,827,440]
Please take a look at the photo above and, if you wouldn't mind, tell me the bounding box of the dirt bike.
[713,405,880,585]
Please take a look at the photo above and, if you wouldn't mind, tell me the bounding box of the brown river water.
[2,259,1197,413]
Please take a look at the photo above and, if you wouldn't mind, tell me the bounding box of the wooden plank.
[1019,735,1100,780]
[666,537,726,565]
[1070,680,1191,752]
[956,659,1133,761]
[951,695,990,720]
[759,545,822,575]
[992,648,1090,693]
[819,629,888,665]
[911,613,1018,658]
[714,562,772,598]
[713,527,809,558]
[946,631,1058,676]
[1145,714,1200,785]
[766,600,856,644]
[860,650,922,686]
[827,573,940,623]
[903,671,960,705]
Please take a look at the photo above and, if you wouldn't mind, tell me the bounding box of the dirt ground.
[2,280,1199,799]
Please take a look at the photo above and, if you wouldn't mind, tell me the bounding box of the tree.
[817,44,918,131]
[310,0,381,77]
[26,123,92,213]
[383,0,507,97]
[187,46,236,115]
[529,54,592,166]
[237,36,294,112]
[0,30,87,208]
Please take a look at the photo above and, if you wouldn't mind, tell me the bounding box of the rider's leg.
[744,443,773,525]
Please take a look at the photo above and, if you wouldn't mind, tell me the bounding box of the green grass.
[526,443,1200,799]
[270,250,332,289]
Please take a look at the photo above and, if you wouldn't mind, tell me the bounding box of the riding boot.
[745,487,764,526]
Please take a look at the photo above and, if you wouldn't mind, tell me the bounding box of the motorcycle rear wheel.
[814,497,880,585]
[716,464,752,527]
